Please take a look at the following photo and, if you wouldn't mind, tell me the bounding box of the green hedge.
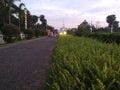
[23,29,34,40]
[87,33,120,44]
[34,29,41,38]
[1,24,20,43]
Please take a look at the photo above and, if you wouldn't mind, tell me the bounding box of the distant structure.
[60,18,67,31]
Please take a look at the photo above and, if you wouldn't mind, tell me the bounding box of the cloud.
[15,0,120,29]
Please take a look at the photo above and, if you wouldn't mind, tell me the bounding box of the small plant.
[1,24,20,43]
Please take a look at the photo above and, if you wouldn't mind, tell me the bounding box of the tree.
[113,21,119,32]
[106,14,116,33]
[18,3,25,31]
[0,0,9,26]
[106,14,120,32]
[0,0,21,26]
[39,15,47,30]
[29,15,38,28]
[8,0,21,24]
[75,20,91,36]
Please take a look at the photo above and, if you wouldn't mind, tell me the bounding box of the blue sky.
[16,0,120,29]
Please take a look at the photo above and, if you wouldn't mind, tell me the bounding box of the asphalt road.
[0,37,57,90]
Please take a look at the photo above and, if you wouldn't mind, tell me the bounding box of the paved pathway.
[0,37,57,90]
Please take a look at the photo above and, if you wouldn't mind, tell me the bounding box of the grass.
[45,35,120,90]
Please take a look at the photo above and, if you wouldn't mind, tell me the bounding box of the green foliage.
[34,29,47,37]
[75,20,91,36]
[87,32,120,44]
[34,29,40,38]
[106,15,119,32]
[46,35,120,90]
[106,15,116,28]
[23,29,34,39]
[75,26,90,36]
[1,24,20,43]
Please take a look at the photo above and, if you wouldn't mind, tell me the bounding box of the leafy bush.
[110,33,120,43]
[75,26,90,36]
[23,29,34,39]
[40,30,47,36]
[87,32,120,44]
[75,20,91,36]
[34,29,41,38]
[1,24,20,43]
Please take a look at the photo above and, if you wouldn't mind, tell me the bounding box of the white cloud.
[15,0,120,29]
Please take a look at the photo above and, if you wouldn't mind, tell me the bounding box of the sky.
[15,0,120,29]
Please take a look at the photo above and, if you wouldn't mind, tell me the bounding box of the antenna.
[62,17,65,30]
[63,18,65,28]
[90,21,92,33]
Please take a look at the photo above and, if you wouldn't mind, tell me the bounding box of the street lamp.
[24,8,27,29]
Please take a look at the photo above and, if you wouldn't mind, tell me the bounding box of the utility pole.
[62,18,65,30]
[90,21,92,33]
[24,8,27,29]
[8,0,11,24]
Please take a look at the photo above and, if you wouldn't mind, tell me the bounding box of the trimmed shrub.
[110,33,120,44]
[34,29,41,38]
[1,24,20,43]
[86,32,120,44]
[75,27,90,36]
[40,30,47,36]
[23,29,34,39]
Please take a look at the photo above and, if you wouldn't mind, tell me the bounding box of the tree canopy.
[106,14,119,32]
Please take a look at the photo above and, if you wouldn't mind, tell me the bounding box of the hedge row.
[0,24,47,43]
[87,33,120,44]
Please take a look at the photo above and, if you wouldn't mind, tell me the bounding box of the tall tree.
[39,15,47,30]
[31,15,38,25]
[0,0,8,25]
[18,3,25,31]
[76,20,91,36]
[0,0,21,25]
[8,0,21,24]
[113,21,119,32]
[106,14,116,33]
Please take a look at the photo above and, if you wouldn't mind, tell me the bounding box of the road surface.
[0,37,57,90]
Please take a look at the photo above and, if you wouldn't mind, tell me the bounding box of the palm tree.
[18,3,25,31]
[106,14,116,33]
[0,0,21,25]
[1,0,21,24]
[40,15,47,30]
[8,0,21,24]
[0,0,8,25]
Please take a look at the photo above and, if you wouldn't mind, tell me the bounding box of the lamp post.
[24,8,27,29]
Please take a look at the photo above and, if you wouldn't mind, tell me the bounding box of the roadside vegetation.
[46,35,120,90]
[0,0,54,43]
